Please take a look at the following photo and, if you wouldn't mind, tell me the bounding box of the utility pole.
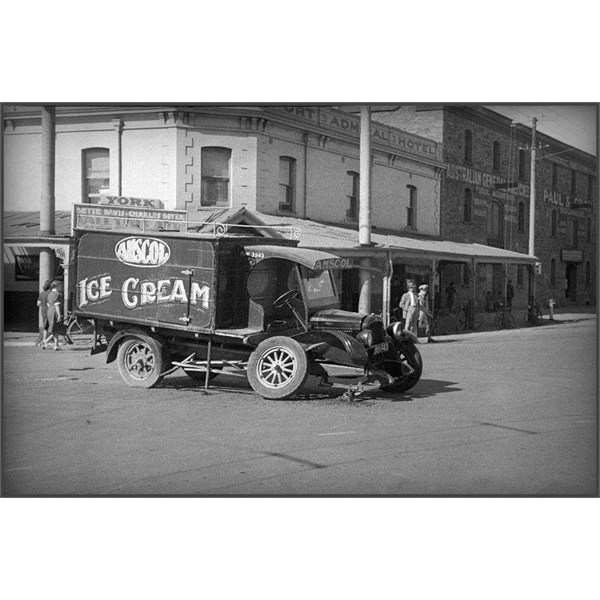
[528,117,538,308]
[529,117,537,257]
[358,105,372,314]
[39,106,56,290]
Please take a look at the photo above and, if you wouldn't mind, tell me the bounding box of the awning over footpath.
[3,209,539,266]
[254,212,539,265]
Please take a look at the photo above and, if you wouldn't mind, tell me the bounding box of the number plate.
[372,342,389,355]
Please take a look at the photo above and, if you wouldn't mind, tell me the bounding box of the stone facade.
[374,106,597,308]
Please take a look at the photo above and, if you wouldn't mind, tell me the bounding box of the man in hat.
[399,280,419,333]
[418,284,436,343]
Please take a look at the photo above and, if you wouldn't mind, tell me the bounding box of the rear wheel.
[116,334,166,388]
[381,341,423,393]
[247,336,308,399]
[455,310,466,331]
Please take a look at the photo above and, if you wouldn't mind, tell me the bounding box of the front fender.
[293,330,367,367]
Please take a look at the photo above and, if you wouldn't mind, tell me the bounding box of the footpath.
[3,305,597,347]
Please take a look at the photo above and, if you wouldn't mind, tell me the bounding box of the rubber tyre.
[381,341,423,394]
[455,311,466,331]
[116,335,166,388]
[184,369,220,382]
[247,336,308,399]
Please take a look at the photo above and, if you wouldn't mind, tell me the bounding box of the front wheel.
[381,341,423,393]
[247,336,308,399]
[116,335,167,388]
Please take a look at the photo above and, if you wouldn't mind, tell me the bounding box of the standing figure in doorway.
[506,279,515,310]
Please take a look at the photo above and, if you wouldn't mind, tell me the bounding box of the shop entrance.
[565,263,578,301]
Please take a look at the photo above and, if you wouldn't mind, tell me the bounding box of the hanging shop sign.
[72,203,188,233]
[97,196,164,209]
[561,249,583,263]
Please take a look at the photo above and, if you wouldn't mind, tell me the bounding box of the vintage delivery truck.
[71,228,423,399]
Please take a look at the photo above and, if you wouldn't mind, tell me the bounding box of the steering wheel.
[273,288,300,309]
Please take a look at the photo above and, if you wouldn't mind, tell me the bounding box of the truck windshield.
[301,267,336,301]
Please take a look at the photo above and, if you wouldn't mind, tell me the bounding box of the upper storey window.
[201,147,231,207]
[82,148,110,204]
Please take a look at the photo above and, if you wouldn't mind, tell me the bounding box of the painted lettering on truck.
[79,275,210,310]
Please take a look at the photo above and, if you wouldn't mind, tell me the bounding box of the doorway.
[565,263,577,301]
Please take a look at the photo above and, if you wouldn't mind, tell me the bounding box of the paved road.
[2,316,597,496]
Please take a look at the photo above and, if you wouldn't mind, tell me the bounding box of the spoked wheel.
[381,341,423,394]
[455,310,467,331]
[247,336,308,399]
[67,317,95,345]
[116,335,166,388]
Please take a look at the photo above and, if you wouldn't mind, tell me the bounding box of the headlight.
[356,329,374,348]
[388,321,404,340]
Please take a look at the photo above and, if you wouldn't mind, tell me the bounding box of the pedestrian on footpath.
[399,279,419,333]
[35,280,52,347]
[418,284,436,343]
[43,280,68,350]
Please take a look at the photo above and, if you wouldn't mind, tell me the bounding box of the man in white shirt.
[399,280,419,333]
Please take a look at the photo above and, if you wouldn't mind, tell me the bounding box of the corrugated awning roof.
[3,209,539,265]
[254,212,539,265]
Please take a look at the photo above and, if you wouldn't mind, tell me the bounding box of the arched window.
[464,130,473,163]
[201,147,231,207]
[82,148,110,204]
[517,201,525,233]
[550,258,556,286]
[279,156,297,213]
[567,217,578,249]
[463,188,472,223]
[551,209,557,237]
[406,185,417,229]
[493,141,500,172]
[487,200,504,247]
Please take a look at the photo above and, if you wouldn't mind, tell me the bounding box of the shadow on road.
[158,371,462,407]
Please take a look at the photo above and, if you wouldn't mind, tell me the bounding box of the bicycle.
[455,301,484,331]
[65,314,95,345]
[494,303,515,329]
[523,300,544,326]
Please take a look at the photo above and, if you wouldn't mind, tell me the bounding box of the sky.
[486,105,597,156]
